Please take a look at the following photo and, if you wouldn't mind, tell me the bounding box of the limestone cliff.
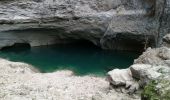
[107,34,170,100]
[0,0,169,51]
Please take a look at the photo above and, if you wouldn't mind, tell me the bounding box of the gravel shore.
[0,58,139,100]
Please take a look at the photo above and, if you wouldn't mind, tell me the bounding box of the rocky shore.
[0,0,170,99]
[0,58,140,100]
[1,34,170,100]
[107,34,170,100]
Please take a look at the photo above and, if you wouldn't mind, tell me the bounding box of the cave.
[1,43,31,52]
[0,33,140,76]
[101,33,156,52]
[0,29,148,76]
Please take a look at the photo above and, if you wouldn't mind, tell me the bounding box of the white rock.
[158,47,170,60]
[0,58,140,100]
[107,69,133,86]
[130,64,152,79]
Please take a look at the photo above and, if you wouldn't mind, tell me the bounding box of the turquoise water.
[0,43,139,76]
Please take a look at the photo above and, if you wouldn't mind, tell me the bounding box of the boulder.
[163,34,170,47]
[158,47,170,60]
[107,68,140,94]
[134,47,170,66]
[163,34,170,43]
[130,63,170,88]
[134,48,164,65]
[107,69,133,86]
[130,64,152,79]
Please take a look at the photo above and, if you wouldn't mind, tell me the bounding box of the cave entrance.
[1,43,31,53]
[0,39,140,76]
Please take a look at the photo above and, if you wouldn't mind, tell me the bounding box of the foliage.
[141,79,170,100]
[142,80,159,100]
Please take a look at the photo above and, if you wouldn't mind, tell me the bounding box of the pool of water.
[0,43,140,76]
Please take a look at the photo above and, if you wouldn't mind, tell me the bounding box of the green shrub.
[141,80,170,100]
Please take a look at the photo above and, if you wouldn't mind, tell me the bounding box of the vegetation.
[142,79,170,100]
[142,80,159,100]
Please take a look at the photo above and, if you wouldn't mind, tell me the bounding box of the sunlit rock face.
[0,0,169,51]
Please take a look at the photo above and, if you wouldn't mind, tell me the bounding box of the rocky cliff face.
[0,0,169,51]
[107,34,170,100]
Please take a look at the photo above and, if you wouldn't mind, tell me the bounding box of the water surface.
[0,43,139,76]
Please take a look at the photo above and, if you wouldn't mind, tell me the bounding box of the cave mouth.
[102,33,156,52]
[0,39,140,76]
[1,43,31,52]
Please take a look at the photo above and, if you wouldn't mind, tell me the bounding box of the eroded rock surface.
[107,69,134,86]
[108,57,170,99]
[107,34,170,100]
[134,46,170,66]
[0,0,169,50]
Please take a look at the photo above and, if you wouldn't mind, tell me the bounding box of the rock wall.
[158,0,170,45]
[0,0,169,51]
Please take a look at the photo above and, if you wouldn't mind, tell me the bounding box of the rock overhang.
[0,0,169,51]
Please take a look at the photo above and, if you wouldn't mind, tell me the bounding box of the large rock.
[163,34,170,44]
[133,42,170,87]
[0,0,169,50]
[163,34,170,47]
[134,51,170,100]
[107,58,170,98]
[134,47,170,66]
[141,68,170,100]
[131,64,169,80]
[130,64,152,79]
[107,69,133,86]
[158,47,170,60]
[107,68,140,93]
[134,47,164,65]
[107,33,170,99]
